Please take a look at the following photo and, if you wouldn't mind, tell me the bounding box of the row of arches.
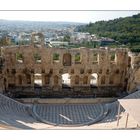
[17,74,31,85]
[15,73,98,87]
[55,52,116,66]
[6,73,120,87]
[16,51,116,66]
[45,73,118,87]
[11,72,119,88]
[34,73,98,87]
[4,73,120,91]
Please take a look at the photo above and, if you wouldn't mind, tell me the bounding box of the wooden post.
[125,113,129,129]
[117,102,121,127]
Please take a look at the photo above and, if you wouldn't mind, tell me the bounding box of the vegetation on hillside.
[77,13,140,47]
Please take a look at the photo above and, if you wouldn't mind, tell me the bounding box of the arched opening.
[87,69,92,74]
[53,53,60,63]
[71,69,74,74]
[26,74,31,84]
[110,52,116,62]
[83,76,88,85]
[75,53,81,64]
[101,75,105,85]
[11,69,16,75]
[54,75,59,85]
[90,73,98,87]
[115,69,119,74]
[45,74,50,85]
[16,52,23,63]
[34,53,41,63]
[80,69,84,74]
[4,78,7,91]
[109,75,114,84]
[62,73,71,88]
[34,73,42,95]
[93,52,98,63]
[63,53,71,66]
[75,75,79,85]
[18,75,22,85]
[34,73,42,87]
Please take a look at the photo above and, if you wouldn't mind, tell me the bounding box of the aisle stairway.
[0,93,37,129]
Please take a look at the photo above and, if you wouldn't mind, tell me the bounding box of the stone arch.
[75,75,79,85]
[93,52,98,62]
[75,52,81,63]
[54,75,59,85]
[34,53,41,63]
[17,75,22,85]
[83,76,88,85]
[110,52,116,62]
[70,69,74,74]
[45,74,50,85]
[115,69,120,74]
[63,53,71,66]
[101,75,105,85]
[53,53,60,63]
[16,52,23,63]
[90,73,98,87]
[80,69,84,74]
[34,73,42,87]
[62,73,71,88]
[109,75,114,84]
[26,74,31,84]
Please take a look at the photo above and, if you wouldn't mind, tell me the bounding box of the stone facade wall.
[0,33,139,97]
[0,45,131,97]
[127,52,140,93]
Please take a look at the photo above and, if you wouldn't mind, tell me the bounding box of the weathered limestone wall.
[0,45,130,97]
[127,52,140,93]
[0,33,139,97]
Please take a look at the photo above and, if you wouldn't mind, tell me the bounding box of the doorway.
[62,73,71,88]
[90,73,98,87]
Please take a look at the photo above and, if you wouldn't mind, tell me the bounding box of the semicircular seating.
[0,90,140,129]
[0,93,38,129]
[32,103,108,126]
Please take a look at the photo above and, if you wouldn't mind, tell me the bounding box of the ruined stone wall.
[0,32,139,97]
[0,44,131,97]
[127,52,140,93]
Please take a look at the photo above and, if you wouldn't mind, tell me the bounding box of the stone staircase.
[0,90,140,129]
[0,93,37,129]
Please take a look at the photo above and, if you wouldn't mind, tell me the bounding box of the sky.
[0,0,140,23]
[0,11,139,23]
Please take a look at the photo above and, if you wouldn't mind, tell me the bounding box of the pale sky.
[0,11,139,23]
[0,0,140,23]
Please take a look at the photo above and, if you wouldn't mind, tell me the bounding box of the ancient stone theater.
[0,33,139,98]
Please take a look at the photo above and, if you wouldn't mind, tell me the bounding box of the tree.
[77,13,140,47]
[63,35,70,42]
